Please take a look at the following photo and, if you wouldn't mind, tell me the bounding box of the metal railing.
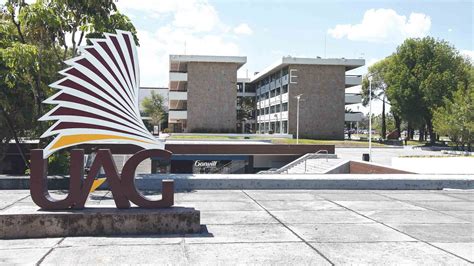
[258,150,336,174]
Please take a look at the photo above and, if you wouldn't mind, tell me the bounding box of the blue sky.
[116,0,473,113]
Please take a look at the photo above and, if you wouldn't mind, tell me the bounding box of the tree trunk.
[419,127,424,142]
[426,120,436,144]
[0,105,29,169]
[381,96,386,139]
[394,114,401,137]
[407,122,413,140]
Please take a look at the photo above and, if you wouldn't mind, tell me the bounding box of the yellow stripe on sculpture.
[51,134,155,150]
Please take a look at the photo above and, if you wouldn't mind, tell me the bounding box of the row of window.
[236,83,256,93]
[257,121,288,134]
[257,103,288,116]
[257,85,288,101]
[256,67,289,87]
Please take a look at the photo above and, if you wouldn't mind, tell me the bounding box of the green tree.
[386,37,470,143]
[433,67,474,150]
[361,57,393,139]
[0,0,138,169]
[141,91,166,132]
[237,96,255,133]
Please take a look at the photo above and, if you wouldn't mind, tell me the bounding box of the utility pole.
[295,94,303,144]
[368,76,373,162]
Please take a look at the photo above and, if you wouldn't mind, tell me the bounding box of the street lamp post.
[295,94,303,144]
[368,76,373,162]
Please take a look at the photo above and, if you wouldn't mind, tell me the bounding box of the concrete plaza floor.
[0,189,473,265]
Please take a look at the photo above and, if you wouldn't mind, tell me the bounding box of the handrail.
[260,150,336,174]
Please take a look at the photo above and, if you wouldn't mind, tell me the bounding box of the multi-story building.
[156,54,364,139]
[168,55,247,133]
[253,56,364,139]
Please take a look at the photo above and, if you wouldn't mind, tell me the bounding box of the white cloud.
[115,0,242,87]
[328,9,431,43]
[461,50,474,61]
[116,0,221,33]
[233,23,253,35]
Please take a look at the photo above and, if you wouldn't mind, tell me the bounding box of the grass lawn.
[271,138,387,147]
[168,135,244,140]
[168,134,390,147]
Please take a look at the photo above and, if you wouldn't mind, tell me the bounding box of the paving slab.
[270,210,373,224]
[200,210,278,224]
[185,224,300,244]
[288,223,415,242]
[377,193,463,201]
[0,248,51,264]
[0,237,61,250]
[361,210,469,224]
[335,200,425,211]
[443,193,474,201]
[409,201,474,211]
[42,244,187,264]
[431,242,474,262]
[244,191,323,201]
[186,242,331,265]
[439,211,474,223]
[176,191,251,202]
[310,242,471,265]
[174,201,262,211]
[316,193,392,201]
[389,223,474,242]
[59,235,183,247]
[0,191,30,210]
[258,200,344,211]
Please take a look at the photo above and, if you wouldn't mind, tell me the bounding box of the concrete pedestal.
[1,206,201,239]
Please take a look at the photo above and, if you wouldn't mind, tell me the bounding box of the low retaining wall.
[1,206,201,239]
[1,174,472,190]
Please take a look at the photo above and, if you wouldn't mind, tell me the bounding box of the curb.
[1,174,472,190]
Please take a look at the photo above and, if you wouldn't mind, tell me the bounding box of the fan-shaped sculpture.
[40,30,163,158]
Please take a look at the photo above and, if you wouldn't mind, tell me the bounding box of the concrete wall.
[287,64,345,139]
[349,161,413,174]
[253,155,300,169]
[187,62,238,132]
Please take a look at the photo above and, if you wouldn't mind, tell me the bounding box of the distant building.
[168,55,246,133]
[140,54,364,139]
[252,56,364,139]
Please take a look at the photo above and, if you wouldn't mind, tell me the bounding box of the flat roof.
[250,56,365,83]
[170,55,247,68]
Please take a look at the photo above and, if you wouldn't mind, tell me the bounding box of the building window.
[275,87,280,96]
[282,103,288,111]
[282,85,288,94]
[283,121,288,133]
[270,89,276,98]
[275,105,281,113]
[237,83,244,92]
[270,106,275,114]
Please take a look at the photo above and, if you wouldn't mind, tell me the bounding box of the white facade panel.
[345,75,362,87]
[237,92,256,97]
[169,110,188,120]
[169,91,188,100]
[169,72,188,82]
[345,112,363,122]
[345,93,361,104]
